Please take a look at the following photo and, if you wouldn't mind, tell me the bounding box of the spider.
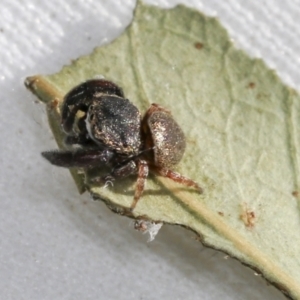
[42,79,202,210]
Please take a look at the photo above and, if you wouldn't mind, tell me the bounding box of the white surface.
[0,0,298,299]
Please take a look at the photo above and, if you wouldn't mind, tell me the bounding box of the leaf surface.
[25,2,300,299]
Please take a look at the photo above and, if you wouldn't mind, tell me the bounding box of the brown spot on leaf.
[240,203,256,228]
[49,98,59,110]
[248,82,255,89]
[194,42,203,50]
[292,191,299,197]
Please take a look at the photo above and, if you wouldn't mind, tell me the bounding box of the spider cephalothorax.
[42,79,201,210]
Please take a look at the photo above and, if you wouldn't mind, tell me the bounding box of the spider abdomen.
[144,104,186,168]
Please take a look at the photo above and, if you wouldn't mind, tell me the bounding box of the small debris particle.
[134,220,148,232]
[194,42,204,50]
[218,211,224,216]
[133,219,163,242]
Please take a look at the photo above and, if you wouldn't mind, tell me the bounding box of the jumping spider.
[42,79,202,210]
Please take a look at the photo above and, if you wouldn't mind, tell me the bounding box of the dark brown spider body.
[42,79,201,210]
[87,95,141,155]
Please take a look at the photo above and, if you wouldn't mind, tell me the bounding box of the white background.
[1,0,298,299]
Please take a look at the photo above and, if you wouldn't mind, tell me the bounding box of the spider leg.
[64,133,93,147]
[92,160,137,184]
[111,160,137,178]
[154,167,203,193]
[130,160,149,211]
[92,159,149,211]
[41,148,113,169]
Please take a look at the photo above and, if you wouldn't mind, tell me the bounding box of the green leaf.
[25,1,300,299]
